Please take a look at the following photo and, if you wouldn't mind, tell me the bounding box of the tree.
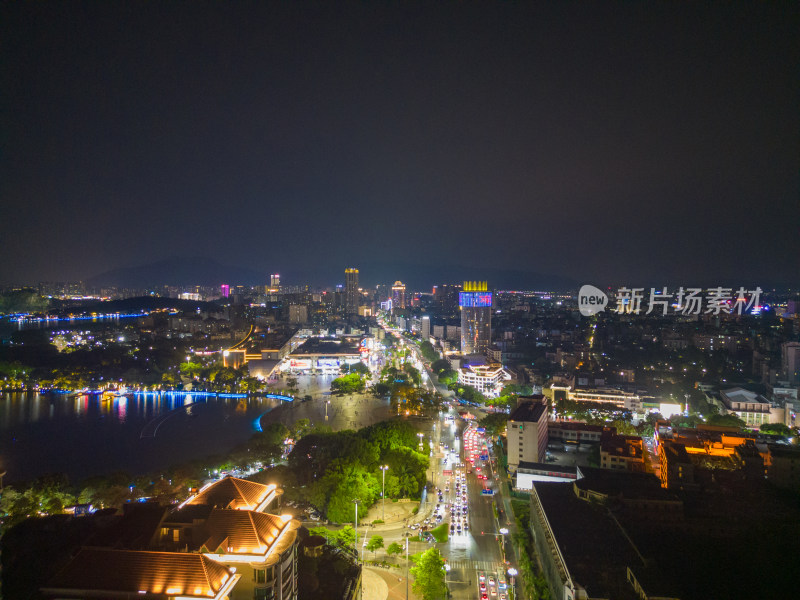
[371,382,391,397]
[331,373,366,395]
[178,361,203,378]
[366,534,384,556]
[386,542,404,557]
[410,548,447,600]
[501,383,533,396]
[479,412,508,437]
[260,422,290,446]
[707,413,747,429]
[342,362,370,376]
[437,368,457,385]
[430,359,450,375]
[419,341,439,363]
[402,363,422,386]
[291,418,311,439]
[308,525,356,549]
[759,423,792,436]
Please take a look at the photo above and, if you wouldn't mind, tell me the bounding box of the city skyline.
[2,3,798,287]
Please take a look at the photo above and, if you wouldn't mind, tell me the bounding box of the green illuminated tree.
[366,534,384,556]
[410,548,447,600]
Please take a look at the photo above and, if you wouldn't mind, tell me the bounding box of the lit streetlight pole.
[353,499,360,562]
[499,527,509,563]
[508,567,518,600]
[405,535,410,600]
[380,465,389,521]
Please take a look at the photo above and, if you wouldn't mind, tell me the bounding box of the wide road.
[372,412,507,600]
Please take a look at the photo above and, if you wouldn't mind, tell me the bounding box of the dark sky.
[2,2,798,288]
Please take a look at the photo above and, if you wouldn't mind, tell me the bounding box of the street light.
[405,535,410,600]
[353,499,360,562]
[380,465,389,521]
[417,431,424,450]
[508,568,518,599]
[499,527,509,563]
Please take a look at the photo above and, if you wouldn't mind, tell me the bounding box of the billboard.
[459,292,492,308]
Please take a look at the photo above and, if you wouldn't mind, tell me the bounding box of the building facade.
[345,268,359,315]
[507,397,549,471]
[460,281,492,354]
[457,363,511,396]
[391,281,406,309]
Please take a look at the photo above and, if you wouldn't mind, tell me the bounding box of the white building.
[457,363,511,396]
[421,316,431,339]
[507,397,548,472]
[716,387,783,428]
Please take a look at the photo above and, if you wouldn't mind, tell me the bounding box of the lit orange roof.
[187,476,274,510]
[43,548,233,598]
[201,509,299,556]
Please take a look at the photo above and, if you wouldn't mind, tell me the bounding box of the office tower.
[460,280,492,354]
[220,284,230,298]
[507,396,548,470]
[434,283,461,316]
[269,274,281,294]
[782,342,800,384]
[392,281,406,309]
[345,268,359,315]
[421,315,431,339]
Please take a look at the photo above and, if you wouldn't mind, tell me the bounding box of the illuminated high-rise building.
[460,280,492,355]
[434,283,461,316]
[269,274,281,293]
[391,281,406,309]
[220,284,230,298]
[345,268,359,315]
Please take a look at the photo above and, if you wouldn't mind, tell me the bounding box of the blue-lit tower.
[460,281,492,354]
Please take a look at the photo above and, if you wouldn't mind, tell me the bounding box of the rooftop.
[289,337,360,356]
[185,476,278,511]
[199,509,300,564]
[517,461,577,476]
[43,548,235,599]
[575,467,677,502]
[532,481,643,599]
[548,421,608,433]
[509,398,547,422]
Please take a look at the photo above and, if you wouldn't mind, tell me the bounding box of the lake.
[0,391,282,485]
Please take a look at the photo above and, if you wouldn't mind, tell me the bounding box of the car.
[481,594,488,600]
[478,572,486,582]
[480,582,487,592]
[488,576,496,587]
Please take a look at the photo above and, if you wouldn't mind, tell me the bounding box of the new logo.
[578,285,608,316]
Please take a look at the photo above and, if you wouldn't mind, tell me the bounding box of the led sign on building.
[459,292,493,308]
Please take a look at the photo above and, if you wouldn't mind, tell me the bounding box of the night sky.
[2,2,798,288]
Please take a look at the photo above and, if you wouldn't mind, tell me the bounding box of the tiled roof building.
[184,476,281,512]
[42,548,239,599]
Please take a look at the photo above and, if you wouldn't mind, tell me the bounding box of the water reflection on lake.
[0,391,281,484]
